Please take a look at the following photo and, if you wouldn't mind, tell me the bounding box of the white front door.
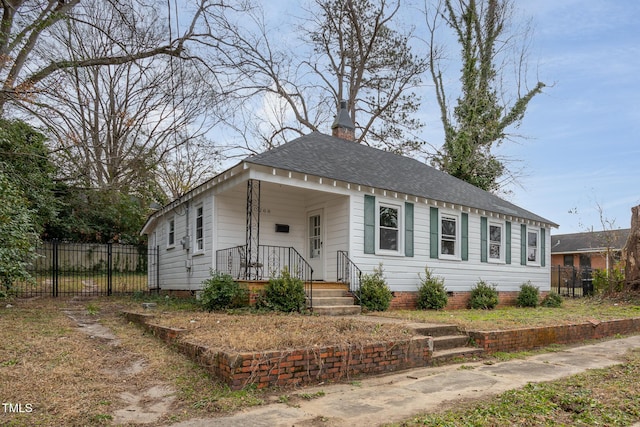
[308,210,324,280]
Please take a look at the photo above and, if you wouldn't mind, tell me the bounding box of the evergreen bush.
[356,264,393,312]
[259,267,307,312]
[516,281,540,307]
[468,280,499,310]
[200,271,248,312]
[416,267,448,310]
[541,292,563,308]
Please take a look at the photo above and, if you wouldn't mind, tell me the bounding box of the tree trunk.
[624,205,640,289]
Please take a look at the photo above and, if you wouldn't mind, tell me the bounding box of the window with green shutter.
[430,207,438,259]
[480,217,488,263]
[461,212,469,261]
[405,202,414,257]
[364,195,375,254]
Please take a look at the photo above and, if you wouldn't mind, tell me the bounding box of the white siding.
[149,193,214,291]
[146,167,552,293]
[350,195,551,293]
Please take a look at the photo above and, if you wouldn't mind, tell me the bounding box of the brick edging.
[122,311,433,390]
[468,317,640,353]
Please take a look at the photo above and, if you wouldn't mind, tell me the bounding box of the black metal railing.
[8,240,157,298]
[337,250,362,303]
[551,266,594,297]
[216,244,314,304]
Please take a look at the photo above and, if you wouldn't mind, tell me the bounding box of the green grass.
[396,349,640,426]
[378,296,640,331]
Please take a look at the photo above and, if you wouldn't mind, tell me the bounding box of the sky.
[496,0,640,233]
[216,0,640,234]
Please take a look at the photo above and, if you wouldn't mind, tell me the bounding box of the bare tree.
[304,0,427,153]
[196,0,427,154]
[424,0,545,193]
[19,0,222,201]
[157,135,220,200]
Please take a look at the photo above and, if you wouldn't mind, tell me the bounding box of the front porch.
[215,244,362,314]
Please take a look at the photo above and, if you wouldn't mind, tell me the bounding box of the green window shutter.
[405,202,414,257]
[461,212,469,261]
[520,224,527,265]
[540,228,546,267]
[364,195,375,254]
[480,217,488,263]
[505,221,512,264]
[430,207,438,259]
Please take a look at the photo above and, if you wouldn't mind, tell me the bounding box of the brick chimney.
[331,100,355,141]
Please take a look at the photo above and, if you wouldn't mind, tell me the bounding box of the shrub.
[200,271,248,312]
[468,280,499,310]
[417,267,448,310]
[516,281,540,307]
[592,268,625,294]
[259,267,307,312]
[541,292,563,308]
[356,264,392,312]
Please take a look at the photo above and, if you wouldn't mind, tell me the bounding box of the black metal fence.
[551,266,594,297]
[10,241,158,297]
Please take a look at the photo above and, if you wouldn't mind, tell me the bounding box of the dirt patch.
[112,385,176,425]
[61,300,178,425]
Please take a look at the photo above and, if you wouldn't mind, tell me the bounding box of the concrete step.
[432,335,470,351]
[430,347,485,365]
[410,324,461,338]
[312,305,362,316]
[311,288,349,298]
[312,296,357,307]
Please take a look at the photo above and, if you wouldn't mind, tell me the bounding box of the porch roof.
[245,132,558,227]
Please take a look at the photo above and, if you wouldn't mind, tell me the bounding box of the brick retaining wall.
[122,311,433,390]
[469,317,640,353]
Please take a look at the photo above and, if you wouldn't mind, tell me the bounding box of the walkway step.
[410,324,461,338]
[313,305,362,316]
[432,335,470,351]
[430,347,485,365]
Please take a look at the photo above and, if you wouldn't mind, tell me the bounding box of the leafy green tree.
[426,0,545,192]
[0,119,59,232]
[47,187,148,245]
[0,170,39,291]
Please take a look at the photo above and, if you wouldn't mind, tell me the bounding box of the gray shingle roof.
[245,132,557,226]
[551,229,630,253]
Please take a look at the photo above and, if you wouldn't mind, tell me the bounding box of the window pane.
[379,207,398,228]
[441,218,456,237]
[490,243,501,259]
[441,239,455,255]
[380,228,398,251]
[490,225,501,242]
[527,231,537,262]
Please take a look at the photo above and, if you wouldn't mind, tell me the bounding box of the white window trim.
[439,211,461,261]
[194,204,204,254]
[527,228,540,266]
[166,216,176,249]
[488,220,505,264]
[375,200,403,256]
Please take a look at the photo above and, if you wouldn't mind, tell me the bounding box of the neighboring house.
[551,229,630,270]
[141,104,558,309]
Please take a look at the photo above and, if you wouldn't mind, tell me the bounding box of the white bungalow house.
[141,103,558,311]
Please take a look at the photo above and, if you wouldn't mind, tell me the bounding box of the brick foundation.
[123,311,433,390]
[389,290,528,310]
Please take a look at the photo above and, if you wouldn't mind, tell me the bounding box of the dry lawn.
[2,293,640,426]
[152,312,416,352]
